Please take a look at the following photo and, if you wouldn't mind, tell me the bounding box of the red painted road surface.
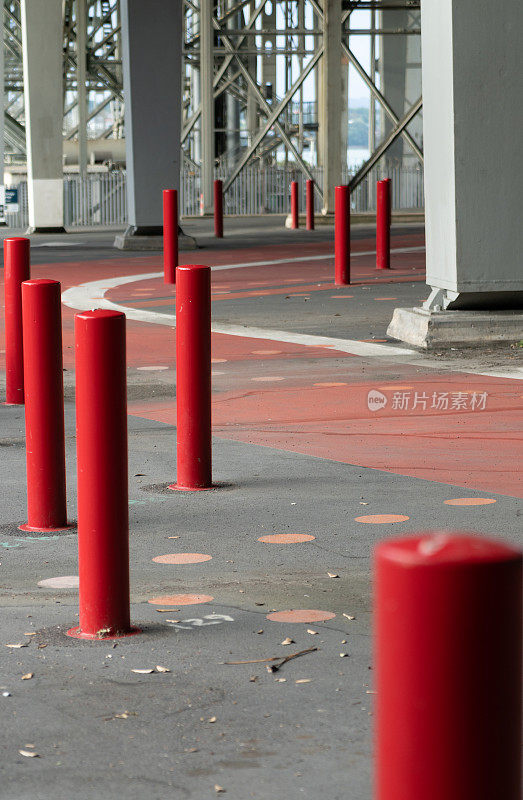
[1,233,522,498]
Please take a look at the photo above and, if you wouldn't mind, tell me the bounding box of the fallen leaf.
[19,749,39,758]
[254,602,265,606]
[307,629,318,635]
[5,643,28,648]
[114,712,129,719]
[165,619,181,624]
[249,676,257,682]
[131,669,154,674]
[208,716,217,723]
[214,786,225,794]
[184,747,199,753]
[280,637,294,646]
[21,673,33,680]
[343,614,355,621]
[295,679,312,684]
[156,608,180,613]
[274,677,286,682]
[341,639,347,644]
[327,572,339,579]
[37,644,47,649]
[340,653,349,658]
[155,665,171,673]
[256,629,264,635]
[167,536,179,539]
[24,633,37,636]
[266,665,274,673]
[360,502,368,505]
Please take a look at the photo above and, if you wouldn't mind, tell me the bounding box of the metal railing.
[4,164,424,229]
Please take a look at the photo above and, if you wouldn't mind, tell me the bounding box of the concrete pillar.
[379,8,422,167]
[76,0,88,178]
[321,0,342,214]
[21,0,65,233]
[245,0,257,148]
[388,0,523,348]
[116,0,187,249]
[200,0,214,215]
[226,0,240,171]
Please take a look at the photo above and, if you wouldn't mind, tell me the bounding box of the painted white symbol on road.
[166,613,234,631]
[367,390,388,411]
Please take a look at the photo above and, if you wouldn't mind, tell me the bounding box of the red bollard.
[375,532,522,800]
[68,310,138,640]
[290,180,299,229]
[163,189,178,284]
[171,265,212,491]
[376,178,391,270]
[306,179,315,231]
[20,280,69,532]
[214,179,224,238]
[335,185,351,285]
[3,237,30,404]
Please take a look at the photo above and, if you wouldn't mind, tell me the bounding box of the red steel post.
[306,179,315,231]
[163,189,178,284]
[376,178,391,269]
[214,179,224,238]
[375,532,522,800]
[68,310,137,639]
[20,280,69,532]
[334,185,351,285]
[4,237,30,404]
[290,180,299,229]
[171,265,212,491]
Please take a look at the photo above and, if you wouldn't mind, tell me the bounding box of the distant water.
[348,148,370,170]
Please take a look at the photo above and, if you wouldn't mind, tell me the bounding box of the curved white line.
[61,256,523,378]
[61,253,420,357]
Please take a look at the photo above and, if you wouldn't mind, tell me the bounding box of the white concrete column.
[388,0,523,348]
[245,0,257,148]
[321,0,342,214]
[76,0,88,177]
[118,0,183,244]
[21,0,64,232]
[421,0,523,307]
[200,0,214,214]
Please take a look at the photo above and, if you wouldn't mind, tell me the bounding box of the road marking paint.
[38,576,79,588]
[258,534,315,544]
[354,514,409,524]
[444,498,496,506]
[266,609,336,623]
[152,553,212,564]
[148,594,214,605]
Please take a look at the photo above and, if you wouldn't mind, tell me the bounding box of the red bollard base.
[168,482,215,492]
[66,626,141,641]
[19,522,74,533]
[2,400,24,406]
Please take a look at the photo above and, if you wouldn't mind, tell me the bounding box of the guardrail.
[4,163,424,229]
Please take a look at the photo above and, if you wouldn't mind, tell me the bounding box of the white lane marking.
[62,272,416,357]
[192,244,425,271]
[61,250,523,378]
[31,242,84,247]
